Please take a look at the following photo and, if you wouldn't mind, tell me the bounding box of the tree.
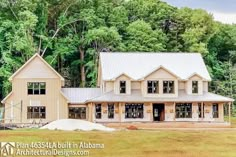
[124,20,167,52]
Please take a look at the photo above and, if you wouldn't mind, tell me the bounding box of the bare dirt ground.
[103,121,232,130]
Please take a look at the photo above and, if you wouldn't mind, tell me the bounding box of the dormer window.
[147,81,159,94]
[192,81,198,94]
[120,81,126,94]
[163,81,174,94]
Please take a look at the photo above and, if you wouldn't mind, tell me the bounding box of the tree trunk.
[79,47,86,87]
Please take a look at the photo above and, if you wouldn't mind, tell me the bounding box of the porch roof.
[89,90,234,103]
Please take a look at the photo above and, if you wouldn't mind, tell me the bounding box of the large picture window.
[212,103,219,118]
[95,104,102,119]
[147,81,159,94]
[192,81,198,94]
[175,103,192,118]
[28,82,46,95]
[163,81,175,94]
[119,81,126,94]
[108,104,114,119]
[69,107,86,119]
[27,106,46,119]
[125,104,144,119]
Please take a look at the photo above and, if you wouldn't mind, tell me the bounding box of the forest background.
[0,0,235,113]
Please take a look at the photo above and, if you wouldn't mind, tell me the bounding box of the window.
[108,104,114,119]
[27,106,46,119]
[163,81,175,94]
[147,81,159,94]
[68,107,86,119]
[28,82,46,95]
[213,103,219,118]
[198,103,201,118]
[125,104,144,119]
[95,104,102,119]
[120,81,126,93]
[192,81,198,94]
[175,103,192,118]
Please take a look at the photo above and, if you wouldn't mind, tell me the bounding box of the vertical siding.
[114,75,131,95]
[4,78,67,123]
[142,68,178,98]
[186,75,203,95]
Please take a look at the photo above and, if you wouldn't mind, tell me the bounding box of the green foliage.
[124,20,167,51]
[0,0,235,112]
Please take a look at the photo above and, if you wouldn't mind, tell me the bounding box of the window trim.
[119,80,126,94]
[147,80,159,94]
[163,80,175,94]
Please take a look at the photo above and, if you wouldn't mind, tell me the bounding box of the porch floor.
[102,121,231,129]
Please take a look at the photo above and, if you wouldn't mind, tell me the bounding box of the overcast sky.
[161,0,236,24]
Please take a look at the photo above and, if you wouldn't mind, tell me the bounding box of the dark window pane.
[68,107,86,119]
[120,81,126,93]
[213,104,219,118]
[147,81,159,94]
[125,104,144,119]
[192,81,198,94]
[28,89,33,95]
[175,103,192,118]
[198,103,202,118]
[108,104,114,119]
[27,106,46,119]
[95,104,102,119]
[163,81,174,94]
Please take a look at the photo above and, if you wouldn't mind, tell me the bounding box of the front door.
[153,104,165,121]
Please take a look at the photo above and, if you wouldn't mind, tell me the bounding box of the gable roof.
[100,52,211,81]
[9,53,64,84]
[61,88,102,104]
[141,65,180,80]
[111,73,134,80]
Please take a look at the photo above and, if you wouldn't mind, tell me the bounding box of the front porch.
[69,102,232,124]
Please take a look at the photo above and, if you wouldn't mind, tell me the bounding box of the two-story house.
[1,52,234,124]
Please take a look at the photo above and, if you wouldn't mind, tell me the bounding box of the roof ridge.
[100,52,201,54]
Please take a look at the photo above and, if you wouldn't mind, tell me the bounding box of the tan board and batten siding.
[4,54,68,123]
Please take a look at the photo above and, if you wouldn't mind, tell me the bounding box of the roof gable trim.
[9,53,65,82]
[141,65,181,80]
[1,92,13,103]
[186,72,210,81]
[110,73,134,81]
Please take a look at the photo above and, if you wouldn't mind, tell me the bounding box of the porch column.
[150,103,153,121]
[229,102,231,124]
[174,102,176,121]
[88,103,93,122]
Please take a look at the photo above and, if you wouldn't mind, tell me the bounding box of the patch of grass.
[1,129,236,157]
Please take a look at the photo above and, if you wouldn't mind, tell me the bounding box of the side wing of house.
[2,54,68,123]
